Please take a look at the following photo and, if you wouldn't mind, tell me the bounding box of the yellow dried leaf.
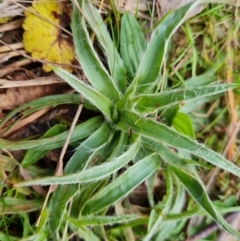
[23,0,74,72]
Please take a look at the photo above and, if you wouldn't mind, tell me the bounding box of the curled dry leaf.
[23,0,74,72]
[0,84,66,118]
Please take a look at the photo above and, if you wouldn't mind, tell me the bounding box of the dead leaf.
[23,0,74,72]
[19,165,47,195]
[157,0,205,20]
[0,84,65,115]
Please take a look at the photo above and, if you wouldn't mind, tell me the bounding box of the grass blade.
[144,167,173,241]
[67,214,138,226]
[75,227,101,241]
[152,183,186,241]
[65,123,113,173]
[16,141,139,186]
[172,167,240,239]
[0,232,19,241]
[72,180,106,216]
[116,110,240,177]
[47,124,112,237]
[0,197,42,214]
[21,124,67,167]
[53,67,114,121]
[0,94,88,129]
[82,153,160,215]
[73,132,130,214]
[133,83,239,113]
[83,2,127,92]
[107,131,129,159]
[126,2,194,95]
[72,1,120,101]
[143,138,190,170]
[0,116,103,150]
[120,12,147,79]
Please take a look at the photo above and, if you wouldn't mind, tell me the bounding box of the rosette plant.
[5,0,239,240]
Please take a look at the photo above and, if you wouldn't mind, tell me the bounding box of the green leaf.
[172,112,195,138]
[162,106,180,126]
[107,131,129,159]
[19,231,49,241]
[145,139,207,172]
[0,197,42,215]
[67,214,138,226]
[36,208,49,234]
[73,181,105,215]
[53,67,114,121]
[71,1,120,101]
[16,141,139,186]
[0,94,86,132]
[21,124,67,167]
[68,130,123,173]
[47,124,113,237]
[152,183,186,241]
[73,132,130,214]
[172,167,240,239]
[166,205,240,221]
[82,2,127,92]
[145,167,173,240]
[116,110,240,177]
[65,124,113,173]
[126,3,194,95]
[120,12,147,79]
[75,227,101,241]
[82,153,160,215]
[0,116,103,150]
[67,132,123,221]
[133,83,239,113]
[0,232,20,241]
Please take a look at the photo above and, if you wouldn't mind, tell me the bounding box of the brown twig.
[36,101,83,227]
[1,107,52,137]
[0,18,24,32]
[225,29,237,160]
[0,76,64,88]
